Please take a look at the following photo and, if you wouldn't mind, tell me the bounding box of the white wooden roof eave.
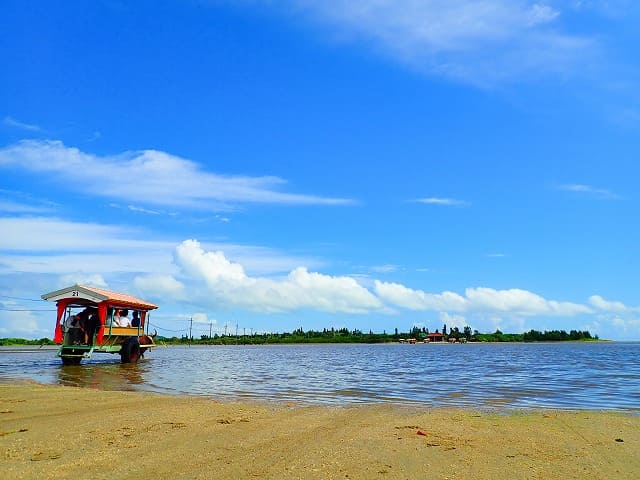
[41,284,107,303]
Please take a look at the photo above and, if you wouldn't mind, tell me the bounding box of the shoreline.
[2,382,638,479]
[0,339,616,350]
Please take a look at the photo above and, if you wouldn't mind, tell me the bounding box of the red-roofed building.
[426,331,444,342]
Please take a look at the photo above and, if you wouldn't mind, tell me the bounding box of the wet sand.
[1,382,638,479]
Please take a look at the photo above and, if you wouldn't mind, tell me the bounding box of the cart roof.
[41,284,158,310]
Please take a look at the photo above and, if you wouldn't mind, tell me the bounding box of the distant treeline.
[0,337,56,346]
[475,329,597,343]
[154,327,599,345]
[0,328,598,347]
[159,328,392,345]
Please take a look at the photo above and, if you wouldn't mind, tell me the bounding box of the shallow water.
[1,342,639,411]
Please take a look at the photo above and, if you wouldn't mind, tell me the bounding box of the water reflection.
[56,362,147,391]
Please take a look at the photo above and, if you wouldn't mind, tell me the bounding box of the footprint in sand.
[30,451,62,461]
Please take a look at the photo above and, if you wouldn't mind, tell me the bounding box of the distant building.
[427,331,444,342]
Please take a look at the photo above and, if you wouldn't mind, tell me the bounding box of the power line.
[0,307,56,312]
[0,295,46,302]
[148,321,189,334]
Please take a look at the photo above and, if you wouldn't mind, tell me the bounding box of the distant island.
[0,326,599,346]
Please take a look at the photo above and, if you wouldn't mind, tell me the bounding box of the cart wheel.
[120,337,141,363]
[61,356,81,365]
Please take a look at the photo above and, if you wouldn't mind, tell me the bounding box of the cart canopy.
[43,284,158,344]
[42,284,158,310]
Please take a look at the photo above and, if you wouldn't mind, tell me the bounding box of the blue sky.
[1,0,639,340]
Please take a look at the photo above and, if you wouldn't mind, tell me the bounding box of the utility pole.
[209,321,212,340]
[189,317,193,346]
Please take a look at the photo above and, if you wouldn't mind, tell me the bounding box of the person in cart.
[64,313,85,345]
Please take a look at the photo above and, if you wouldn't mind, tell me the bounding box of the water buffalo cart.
[42,284,158,365]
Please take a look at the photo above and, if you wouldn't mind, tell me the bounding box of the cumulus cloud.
[374,281,468,311]
[132,242,596,321]
[374,281,591,316]
[161,239,384,314]
[0,217,324,280]
[0,216,629,337]
[265,0,595,84]
[465,287,591,316]
[589,295,638,313]
[0,140,354,210]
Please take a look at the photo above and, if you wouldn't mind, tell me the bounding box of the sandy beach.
[1,382,638,479]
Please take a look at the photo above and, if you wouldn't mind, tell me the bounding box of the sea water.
[1,342,638,411]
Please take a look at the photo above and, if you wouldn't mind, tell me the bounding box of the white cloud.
[465,287,591,316]
[0,217,323,281]
[414,197,470,206]
[556,184,621,199]
[159,239,384,314]
[58,273,108,288]
[0,190,56,214]
[439,311,468,329]
[589,295,638,313]
[0,140,354,210]
[201,242,325,276]
[127,205,162,215]
[3,116,42,132]
[526,4,560,26]
[0,307,50,337]
[370,264,399,273]
[586,313,640,341]
[375,281,591,317]
[374,281,468,311]
[267,0,594,84]
[190,313,214,325]
[0,217,177,277]
[0,252,174,276]
[0,217,164,252]
[133,275,186,300]
[0,215,634,337]
[0,200,52,213]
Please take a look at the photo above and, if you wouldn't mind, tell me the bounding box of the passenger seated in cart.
[131,310,140,327]
[114,309,131,327]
